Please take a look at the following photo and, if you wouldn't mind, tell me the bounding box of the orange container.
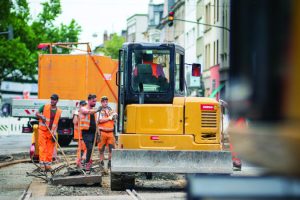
[38,54,118,103]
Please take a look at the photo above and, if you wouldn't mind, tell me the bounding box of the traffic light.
[168,11,174,27]
[192,63,201,76]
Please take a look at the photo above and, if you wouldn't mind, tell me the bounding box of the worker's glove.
[40,115,46,123]
[108,116,113,120]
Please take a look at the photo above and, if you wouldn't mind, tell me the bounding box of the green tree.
[96,33,125,59]
[0,0,81,84]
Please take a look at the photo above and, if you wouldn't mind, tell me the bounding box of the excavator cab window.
[131,49,170,92]
[175,52,185,95]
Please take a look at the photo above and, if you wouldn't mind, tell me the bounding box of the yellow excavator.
[111,43,232,190]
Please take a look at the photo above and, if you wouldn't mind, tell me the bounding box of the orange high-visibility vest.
[99,118,114,129]
[98,109,114,133]
[38,104,62,132]
[80,107,97,131]
[73,114,82,140]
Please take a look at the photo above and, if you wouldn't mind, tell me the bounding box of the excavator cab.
[117,43,185,132]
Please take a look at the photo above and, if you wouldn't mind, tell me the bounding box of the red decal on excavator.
[150,136,159,140]
[201,104,215,110]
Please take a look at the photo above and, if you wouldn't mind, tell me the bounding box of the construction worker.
[73,100,87,168]
[80,94,101,172]
[142,53,165,78]
[97,96,117,169]
[133,53,165,78]
[35,94,62,171]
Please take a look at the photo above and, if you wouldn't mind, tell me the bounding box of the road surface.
[0,134,32,155]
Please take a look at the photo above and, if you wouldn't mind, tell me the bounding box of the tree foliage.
[0,0,82,82]
[97,33,125,59]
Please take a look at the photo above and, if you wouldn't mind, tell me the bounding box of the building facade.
[146,0,164,42]
[126,14,148,42]
[196,0,230,99]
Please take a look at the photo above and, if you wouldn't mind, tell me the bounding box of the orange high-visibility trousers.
[38,129,55,166]
[98,132,115,160]
[77,140,87,160]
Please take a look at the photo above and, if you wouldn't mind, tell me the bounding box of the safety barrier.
[0,117,28,135]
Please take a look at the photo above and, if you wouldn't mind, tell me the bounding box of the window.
[214,0,219,23]
[216,40,219,64]
[205,3,211,30]
[154,13,160,25]
[205,44,210,70]
[131,49,170,93]
[213,40,219,65]
[214,41,216,65]
[217,0,219,22]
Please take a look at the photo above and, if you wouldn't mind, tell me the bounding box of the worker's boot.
[99,160,104,170]
[108,160,111,169]
[85,160,93,173]
[81,159,86,168]
[76,159,82,168]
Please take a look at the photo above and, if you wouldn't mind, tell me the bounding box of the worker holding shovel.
[73,100,88,168]
[80,94,102,172]
[35,94,62,171]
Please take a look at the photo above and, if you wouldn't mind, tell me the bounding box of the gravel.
[47,172,185,196]
[47,173,126,196]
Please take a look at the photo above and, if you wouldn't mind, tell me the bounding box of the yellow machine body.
[119,97,222,151]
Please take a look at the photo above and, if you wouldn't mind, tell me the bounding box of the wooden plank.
[51,175,102,186]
